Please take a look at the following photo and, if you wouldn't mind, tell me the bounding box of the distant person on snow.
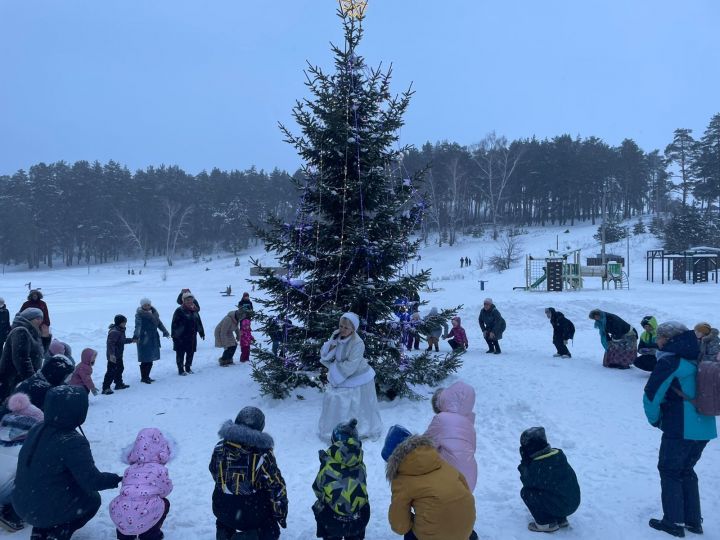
[643,321,717,538]
[102,315,134,395]
[110,428,174,540]
[312,418,370,540]
[479,299,506,354]
[694,322,720,363]
[544,308,575,358]
[424,381,478,492]
[20,290,50,338]
[69,348,99,396]
[133,298,170,384]
[635,316,659,372]
[444,316,468,351]
[518,427,581,533]
[209,406,288,540]
[171,292,205,375]
[589,309,636,369]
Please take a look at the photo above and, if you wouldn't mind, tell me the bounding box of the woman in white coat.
[318,312,383,442]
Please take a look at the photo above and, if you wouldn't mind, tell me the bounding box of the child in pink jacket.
[424,381,478,491]
[110,428,173,539]
[239,317,255,363]
[69,348,98,396]
[444,316,469,351]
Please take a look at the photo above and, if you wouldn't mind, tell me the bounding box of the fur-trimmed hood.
[701,328,719,343]
[218,419,274,450]
[386,435,439,482]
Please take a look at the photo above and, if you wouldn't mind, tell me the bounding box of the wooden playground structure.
[646,247,720,284]
[521,249,629,291]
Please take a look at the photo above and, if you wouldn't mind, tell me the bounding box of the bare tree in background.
[471,132,522,240]
[116,212,149,267]
[162,200,192,266]
[489,231,523,272]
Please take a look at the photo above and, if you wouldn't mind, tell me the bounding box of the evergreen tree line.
[0,161,297,268]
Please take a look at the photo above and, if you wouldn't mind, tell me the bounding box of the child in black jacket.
[518,427,580,533]
[102,315,134,394]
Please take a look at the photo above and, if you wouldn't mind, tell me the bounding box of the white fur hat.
[140,297,152,307]
[341,312,360,332]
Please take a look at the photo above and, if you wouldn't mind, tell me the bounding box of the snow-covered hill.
[2,222,718,539]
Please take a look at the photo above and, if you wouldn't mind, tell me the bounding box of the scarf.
[594,312,608,350]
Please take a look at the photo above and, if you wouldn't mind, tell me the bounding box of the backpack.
[694,361,720,416]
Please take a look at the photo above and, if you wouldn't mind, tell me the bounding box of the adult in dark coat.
[544,308,575,358]
[102,315,134,394]
[0,309,47,402]
[176,288,200,311]
[13,386,122,538]
[133,298,169,384]
[518,427,581,532]
[0,298,10,352]
[478,298,506,354]
[20,290,50,338]
[13,354,76,411]
[171,292,205,375]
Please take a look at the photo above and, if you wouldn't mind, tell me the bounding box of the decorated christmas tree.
[250,1,462,400]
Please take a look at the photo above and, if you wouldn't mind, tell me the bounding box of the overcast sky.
[1,0,718,175]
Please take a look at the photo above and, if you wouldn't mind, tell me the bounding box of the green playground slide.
[530,272,547,289]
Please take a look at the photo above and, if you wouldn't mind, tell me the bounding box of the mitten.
[91,388,99,396]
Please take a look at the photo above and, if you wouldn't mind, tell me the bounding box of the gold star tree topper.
[339,0,368,20]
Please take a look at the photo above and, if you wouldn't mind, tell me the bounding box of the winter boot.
[557,518,569,528]
[0,504,24,532]
[101,388,114,395]
[649,519,685,537]
[494,343,501,354]
[528,521,559,533]
[553,353,562,357]
[684,520,703,535]
[114,382,130,390]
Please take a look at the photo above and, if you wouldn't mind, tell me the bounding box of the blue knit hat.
[381,425,412,462]
[331,418,359,444]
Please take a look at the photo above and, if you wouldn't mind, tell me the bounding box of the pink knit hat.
[49,339,66,356]
[8,393,44,422]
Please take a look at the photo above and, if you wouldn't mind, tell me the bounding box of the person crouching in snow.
[545,308,575,358]
[312,418,370,540]
[209,406,288,540]
[70,348,99,396]
[0,393,44,532]
[110,428,173,540]
[424,382,477,492]
[443,316,468,351]
[383,425,477,540]
[238,316,254,363]
[518,427,580,533]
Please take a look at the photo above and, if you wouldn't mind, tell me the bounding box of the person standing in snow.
[518,427,581,533]
[238,292,254,318]
[209,406,288,540]
[175,288,200,311]
[109,428,173,540]
[0,299,10,354]
[133,298,170,384]
[424,307,447,353]
[171,292,205,375]
[0,393,44,532]
[0,308,48,402]
[318,313,383,442]
[694,322,720,363]
[13,386,123,539]
[269,314,292,357]
[643,321,717,537]
[444,316,468,351]
[424,381,477,492]
[312,418,370,540]
[238,316,254,363]
[102,315,133,395]
[214,309,241,366]
[405,312,421,351]
[589,309,636,369]
[544,308,575,358]
[479,298,506,354]
[19,290,51,338]
[69,348,99,396]
[636,315,659,372]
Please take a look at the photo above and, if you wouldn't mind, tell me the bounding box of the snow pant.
[240,345,250,363]
[176,350,194,373]
[658,437,708,526]
[271,340,280,356]
[220,346,237,363]
[448,339,465,351]
[139,362,154,380]
[30,494,100,539]
[116,498,169,540]
[426,337,440,352]
[406,333,420,350]
[216,519,279,540]
[313,501,369,540]
[102,358,125,390]
[485,338,500,352]
[521,487,566,525]
[553,337,571,357]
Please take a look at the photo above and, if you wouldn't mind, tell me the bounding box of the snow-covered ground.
[1,222,718,539]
